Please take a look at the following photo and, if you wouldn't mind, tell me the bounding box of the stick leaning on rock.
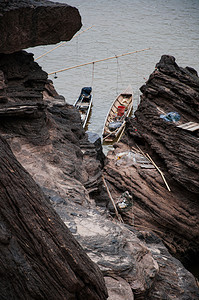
[102,176,124,223]
[135,144,171,192]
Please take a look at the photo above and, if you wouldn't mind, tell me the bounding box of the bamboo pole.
[146,153,171,192]
[102,176,124,223]
[135,144,148,158]
[48,47,151,75]
[102,129,116,141]
[35,26,94,61]
[135,144,171,192]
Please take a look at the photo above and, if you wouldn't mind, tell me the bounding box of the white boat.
[74,87,93,128]
[102,85,133,143]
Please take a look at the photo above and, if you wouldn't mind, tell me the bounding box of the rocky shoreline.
[104,55,199,267]
[0,1,199,299]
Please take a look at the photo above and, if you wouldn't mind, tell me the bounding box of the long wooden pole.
[35,26,94,61]
[102,176,124,223]
[135,144,171,192]
[146,153,171,192]
[48,47,151,75]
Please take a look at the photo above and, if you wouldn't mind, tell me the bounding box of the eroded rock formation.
[0,0,199,296]
[0,1,108,298]
[0,135,107,300]
[104,55,199,269]
[1,48,199,298]
[0,50,106,200]
[1,49,199,298]
[51,191,199,299]
[0,0,82,54]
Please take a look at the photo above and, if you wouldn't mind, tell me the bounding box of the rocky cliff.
[0,0,199,298]
[0,134,107,300]
[0,49,198,299]
[0,1,108,299]
[0,0,82,54]
[104,55,199,271]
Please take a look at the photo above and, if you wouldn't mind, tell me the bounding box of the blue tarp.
[108,121,122,131]
[78,87,92,101]
[160,112,180,122]
[81,87,92,96]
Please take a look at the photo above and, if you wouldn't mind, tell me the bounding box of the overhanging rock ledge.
[0,0,82,54]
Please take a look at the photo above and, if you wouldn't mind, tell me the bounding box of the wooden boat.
[102,85,133,143]
[74,87,92,128]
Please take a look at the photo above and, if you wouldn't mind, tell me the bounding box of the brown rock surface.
[104,276,134,300]
[0,50,199,299]
[0,50,106,204]
[52,194,199,299]
[0,0,82,54]
[104,55,199,267]
[0,135,107,300]
[0,50,108,299]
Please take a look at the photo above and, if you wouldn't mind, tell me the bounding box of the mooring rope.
[115,55,123,95]
[35,25,94,61]
[91,62,95,87]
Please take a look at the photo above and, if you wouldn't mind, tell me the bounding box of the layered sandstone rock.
[0,50,106,205]
[0,135,107,300]
[0,50,198,298]
[51,191,199,299]
[1,2,199,295]
[0,1,109,298]
[0,0,82,54]
[104,55,199,268]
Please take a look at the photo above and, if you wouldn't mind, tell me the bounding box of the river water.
[28,0,199,145]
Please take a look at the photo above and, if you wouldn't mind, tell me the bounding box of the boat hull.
[74,87,93,129]
[102,85,133,143]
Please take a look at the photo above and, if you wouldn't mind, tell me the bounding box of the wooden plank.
[140,165,155,169]
[177,122,197,128]
[182,122,198,129]
[177,122,192,129]
[135,145,171,192]
[136,160,152,164]
[177,122,199,132]
[102,176,124,223]
[188,125,199,131]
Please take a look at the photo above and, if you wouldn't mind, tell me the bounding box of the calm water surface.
[29,0,199,142]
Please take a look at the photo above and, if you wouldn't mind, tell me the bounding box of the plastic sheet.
[160,112,180,122]
[108,121,122,131]
[116,151,136,166]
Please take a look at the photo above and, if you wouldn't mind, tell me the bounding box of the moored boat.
[102,85,133,143]
[74,87,93,129]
